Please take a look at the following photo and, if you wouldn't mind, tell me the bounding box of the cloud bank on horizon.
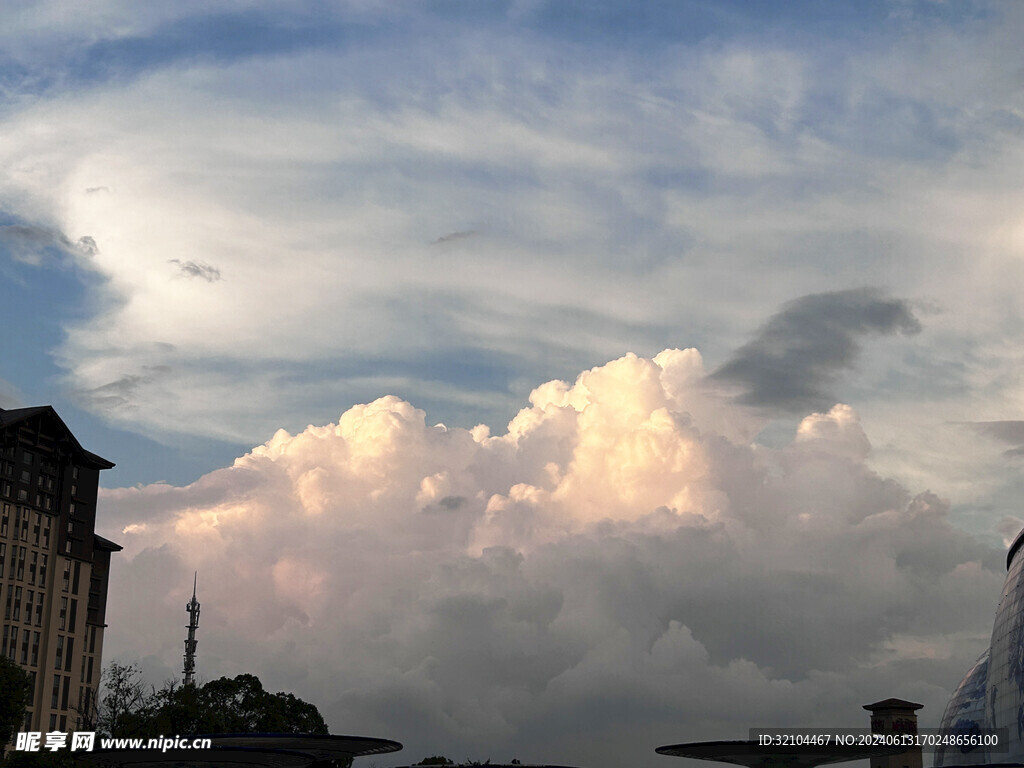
[100,348,1004,766]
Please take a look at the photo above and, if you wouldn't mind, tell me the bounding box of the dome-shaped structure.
[984,527,1024,761]
[935,527,1024,766]
[934,649,989,767]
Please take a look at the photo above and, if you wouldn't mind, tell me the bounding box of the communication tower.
[183,572,201,686]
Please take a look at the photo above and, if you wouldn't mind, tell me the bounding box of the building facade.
[0,406,120,735]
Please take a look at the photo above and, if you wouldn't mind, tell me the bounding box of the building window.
[3,589,10,621]
[16,546,26,580]
[72,562,81,594]
[68,600,77,633]
[1,502,8,535]
[72,467,78,480]
[42,518,50,548]
[7,626,18,660]
[31,631,39,666]
[39,554,47,586]
[28,551,37,585]
[19,629,28,664]
[63,561,71,592]
[24,590,32,622]
[16,488,27,502]
[55,635,64,670]
[34,592,43,626]
[61,676,70,711]
[1,482,10,498]
[12,587,21,622]
[0,542,5,575]
[19,469,30,484]
[49,714,56,730]
[51,674,60,709]
[59,597,67,630]
[22,450,33,466]
[32,513,40,545]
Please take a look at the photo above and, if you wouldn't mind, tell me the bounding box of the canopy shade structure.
[656,740,906,768]
[77,733,403,767]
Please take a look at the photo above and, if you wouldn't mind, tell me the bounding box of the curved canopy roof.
[78,733,403,767]
[656,740,906,768]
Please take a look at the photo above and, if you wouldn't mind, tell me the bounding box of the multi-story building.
[0,405,119,735]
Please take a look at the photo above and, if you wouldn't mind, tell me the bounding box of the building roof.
[862,698,923,712]
[0,405,115,469]
[93,534,124,553]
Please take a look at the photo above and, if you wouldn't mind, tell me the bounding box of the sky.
[3,1,1024,766]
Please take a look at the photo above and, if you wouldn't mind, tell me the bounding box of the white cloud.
[3,11,1024,528]
[0,15,1017,448]
[99,350,1004,766]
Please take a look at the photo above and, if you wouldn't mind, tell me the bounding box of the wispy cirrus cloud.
[1,2,1024,517]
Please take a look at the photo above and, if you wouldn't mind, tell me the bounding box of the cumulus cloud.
[100,350,1003,767]
[711,289,921,412]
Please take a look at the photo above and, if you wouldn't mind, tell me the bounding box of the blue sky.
[5,2,1024,765]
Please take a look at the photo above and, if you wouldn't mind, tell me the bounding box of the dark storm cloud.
[711,288,921,411]
[431,230,478,245]
[169,259,221,282]
[967,421,1024,444]
[965,421,1024,457]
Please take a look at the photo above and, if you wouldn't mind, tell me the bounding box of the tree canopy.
[99,664,328,739]
[0,656,32,747]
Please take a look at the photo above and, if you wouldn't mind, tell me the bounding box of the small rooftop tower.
[183,572,201,686]
[864,698,922,768]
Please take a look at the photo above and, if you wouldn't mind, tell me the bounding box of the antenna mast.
[183,572,200,686]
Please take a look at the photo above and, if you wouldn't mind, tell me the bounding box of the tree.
[96,661,148,738]
[96,664,328,738]
[0,656,31,748]
[416,758,455,766]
